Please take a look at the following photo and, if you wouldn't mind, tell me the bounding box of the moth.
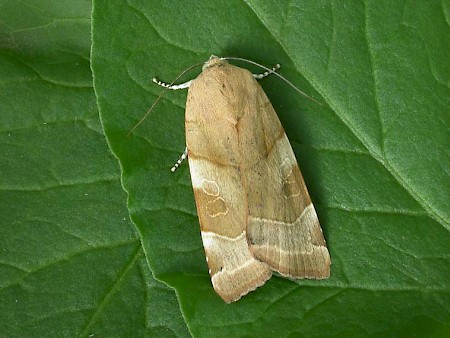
[150,55,330,303]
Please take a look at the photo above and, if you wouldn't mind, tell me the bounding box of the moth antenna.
[222,57,322,106]
[127,61,205,136]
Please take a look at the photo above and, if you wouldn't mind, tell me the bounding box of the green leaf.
[93,0,450,336]
[0,0,188,336]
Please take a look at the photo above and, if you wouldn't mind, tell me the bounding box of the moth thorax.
[203,55,228,70]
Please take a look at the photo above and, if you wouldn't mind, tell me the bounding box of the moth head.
[203,55,228,71]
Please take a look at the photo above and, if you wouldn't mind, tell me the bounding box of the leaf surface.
[0,0,188,336]
[92,0,449,336]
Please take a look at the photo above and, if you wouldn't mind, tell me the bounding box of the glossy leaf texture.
[0,0,441,337]
[0,0,189,337]
[92,0,450,336]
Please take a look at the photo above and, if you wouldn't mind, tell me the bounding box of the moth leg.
[171,147,188,172]
[152,78,192,90]
[253,64,281,80]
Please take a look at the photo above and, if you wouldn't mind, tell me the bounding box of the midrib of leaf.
[244,3,449,231]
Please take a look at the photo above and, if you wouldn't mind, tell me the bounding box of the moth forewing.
[154,55,330,303]
[185,60,272,303]
[245,132,331,279]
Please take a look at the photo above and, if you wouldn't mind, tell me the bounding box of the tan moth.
[148,55,330,303]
